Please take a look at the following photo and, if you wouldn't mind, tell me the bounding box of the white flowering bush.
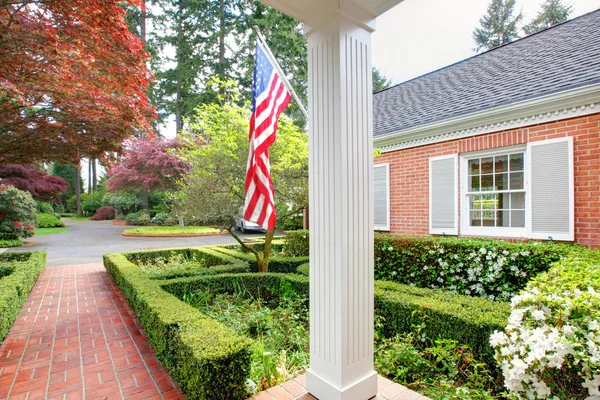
[374,235,567,301]
[491,254,600,399]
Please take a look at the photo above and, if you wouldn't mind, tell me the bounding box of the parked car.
[234,213,266,233]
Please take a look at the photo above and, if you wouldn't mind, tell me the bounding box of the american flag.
[243,42,291,231]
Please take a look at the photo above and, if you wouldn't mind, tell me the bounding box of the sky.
[372,0,600,85]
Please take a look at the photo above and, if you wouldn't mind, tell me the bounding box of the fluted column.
[305,11,376,400]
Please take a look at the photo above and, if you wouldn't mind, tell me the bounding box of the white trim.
[460,148,528,238]
[374,84,600,153]
[429,154,458,235]
[526,136,575,241]
[373,163,390,231]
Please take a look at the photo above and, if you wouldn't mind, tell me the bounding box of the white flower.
[531,309,546,321]
[490,331,507,347]
[388,246,393,251]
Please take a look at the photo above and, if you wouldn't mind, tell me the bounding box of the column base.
[306,369,377,400]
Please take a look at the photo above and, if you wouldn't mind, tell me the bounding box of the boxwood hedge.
[103,251,253,400]
[0,251,46,340]
[213,245,309,273]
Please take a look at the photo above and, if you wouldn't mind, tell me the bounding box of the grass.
[68,217,90,221]
[123,226,222,236]
[35,227,70,235]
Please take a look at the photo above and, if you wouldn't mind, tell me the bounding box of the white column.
[306,9,376,400]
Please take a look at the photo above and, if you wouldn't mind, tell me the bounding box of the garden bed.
[0,251,46,340]
[122,226,225,237]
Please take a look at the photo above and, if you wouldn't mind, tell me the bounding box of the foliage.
[150,213,178,226]
[0,239,22,248]
[103,252,253,400]
[375,332,495,399]
[0,164,69,202]
[491,249,600,399]
[123,226,221,236]
[36,201,54,214]
[0,0,155,165]
[82,191,105,214]
[212,246,309,274]
[125,211,151,226]
[283,230,309,257]
[107,137,189,194]
[51,163,83,204]
[90,206,116,221]
[373,67,393,92]
[102,191,142,215]
[473,0,523,52]
[523,0,572,35]
[37,213,65,228]
[0,251,46,341]
[374,234,567,301]
[0,185,37,240]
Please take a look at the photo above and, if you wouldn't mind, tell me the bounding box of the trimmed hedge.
[283,230,309,257]
[374,234,568,301]
[213,245,309,273]
[37,213,65,228]
[103,252,253,400]
[0,251,46,340]
[0,239,23,248]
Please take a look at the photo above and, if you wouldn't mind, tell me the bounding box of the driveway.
[10,219,266,266]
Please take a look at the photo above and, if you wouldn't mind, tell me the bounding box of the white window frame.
[374,163,391,231]
[460,145,528,238]
[429,154,458,235]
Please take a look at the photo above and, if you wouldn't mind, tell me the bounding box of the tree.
[373,67,392,92]
[51,164,83,205]
[473,0,523,52]
[176,95,308,272]
[0,0,156,165]
[0,164,69,202]
[523,0,572,35]
[106,137,189,213]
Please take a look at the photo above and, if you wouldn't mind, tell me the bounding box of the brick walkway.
[248,374,430,400]
[0,264,184,400]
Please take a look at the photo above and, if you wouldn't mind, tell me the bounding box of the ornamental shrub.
[283,230,309,257]
[125,211,151,226]
[490,250,600,399]
[90,206,116,221]
[374,235,567,301]
[37,213,65,228]
[151,213,178,226]
[0,185,37,240]
[82,191,104,214]
[35,201,54,214]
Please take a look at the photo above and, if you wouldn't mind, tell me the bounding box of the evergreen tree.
[51,163,83,205]
[373,67,392,92]
[523,0,572,35]
[473,0,523,52]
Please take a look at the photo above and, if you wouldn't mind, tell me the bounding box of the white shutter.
[374,164,390,231]
[527,137,574,241]
[429,155,458,235]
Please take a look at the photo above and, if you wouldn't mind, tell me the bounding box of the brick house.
[372,10,600,248]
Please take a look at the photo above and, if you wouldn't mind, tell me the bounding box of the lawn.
[35,227,70,235]
[68,217,90,221]
[123,226,222,236]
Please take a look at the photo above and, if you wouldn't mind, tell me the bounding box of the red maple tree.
[0,0,156,165]
[0,164,69,202]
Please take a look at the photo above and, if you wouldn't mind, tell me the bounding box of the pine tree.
[373,67,392,92]
[473,0,523,52]
[523,0,572,35]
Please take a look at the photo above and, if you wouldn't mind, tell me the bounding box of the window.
[374,164,390,231]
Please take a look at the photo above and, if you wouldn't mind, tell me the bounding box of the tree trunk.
[218,0,226,93]
[88,160,92,194]
[92,158,97,192]
[175,0,183,135]
[172,200,184,228]
[75,164,83,217]
[140,0,146,43]
[261,230,275,273]
[140,187,149,211]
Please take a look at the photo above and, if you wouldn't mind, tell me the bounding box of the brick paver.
[0,264,185,400]
[248,374,430,400]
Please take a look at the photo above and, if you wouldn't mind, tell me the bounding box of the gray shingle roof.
[373,9,600,137]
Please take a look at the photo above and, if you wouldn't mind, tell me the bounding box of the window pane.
[510,153,524,171]
[470,176,480,192]
[481,157,493,174]
[495,155,508,173]
[510,172,524,190]
[472,194,484,209]
[469,159,480,175]
[495,173,508,190]
[498,193,510,209]
[481,174,493,191]
[470,210,482,226]
[498,210,510,227]
[482,215,495,226]
[511,210,525,228]
[511,192,525,209]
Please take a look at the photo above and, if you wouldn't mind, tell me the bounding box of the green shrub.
[36,201,54,214]
[283,230,309,257]
[82,191,104,214]
[103,252,253,399]
[125,211,151,226]
[0,239,23,248]
[0,251,46,340]
[151,213,178,226]
[0,185,37,240]
[37,213,65,228]
[296,263,309,276]
[374,234,568,301]
[212,246,309,273]
[60,213,76,218]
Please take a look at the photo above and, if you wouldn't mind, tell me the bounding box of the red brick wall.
[375,113,600,248]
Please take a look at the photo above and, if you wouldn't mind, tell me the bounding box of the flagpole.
[253,27,308,120]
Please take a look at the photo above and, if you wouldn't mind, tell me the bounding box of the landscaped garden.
[104,232,600,400]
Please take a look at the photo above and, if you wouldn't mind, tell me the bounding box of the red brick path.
[0,264,185,400]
